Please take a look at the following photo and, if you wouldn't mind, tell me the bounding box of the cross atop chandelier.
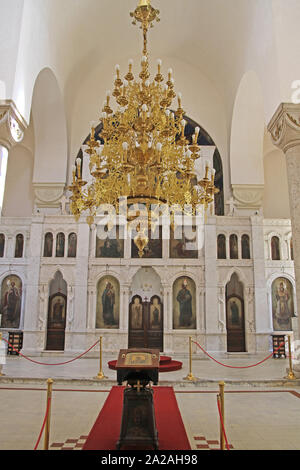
[68,0,219,257]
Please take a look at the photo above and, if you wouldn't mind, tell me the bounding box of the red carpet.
[83,386,191,450]
[108,356,183,373]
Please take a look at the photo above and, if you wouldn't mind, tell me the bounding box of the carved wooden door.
[46,293,67,351]
[226,294,246,352]
[128,296,163,352]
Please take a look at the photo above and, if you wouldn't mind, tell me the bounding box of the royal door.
[128,295,163,352]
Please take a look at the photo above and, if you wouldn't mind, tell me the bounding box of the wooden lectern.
[115,348,160,450]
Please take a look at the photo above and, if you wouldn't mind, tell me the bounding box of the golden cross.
[133,380,143,393]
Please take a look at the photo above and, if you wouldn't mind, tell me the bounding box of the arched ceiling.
[44,0,279,118]
[8,0,295,125]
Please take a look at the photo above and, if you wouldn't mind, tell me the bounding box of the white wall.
[230,71,265,186]
[0,0,24,100]
[2,144,34,217]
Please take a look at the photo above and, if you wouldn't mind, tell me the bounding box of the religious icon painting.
[271,236,281,261]
[67,233,77,258]
[0,275,22,329]
[0,234,5,258]
[170,226,198,259]
[56,233,65,258]
[226,296,243,329]
[44,233,53,257]
[241,234,251,259]
[48,294,67,328]
[229,234,238,259]
[96,276,120,329]
[96,226,124,258]
[149,297,162,330]
[272,277,294,331]
[217,234,226,259]
[15,234,24,258]
[173,277,196,330]
[130,296,143,330]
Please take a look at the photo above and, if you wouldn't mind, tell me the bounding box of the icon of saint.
[102,282,116,326]
[176,279,193,327]
[131,297,143,329]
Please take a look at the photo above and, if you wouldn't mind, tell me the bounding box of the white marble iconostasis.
[0,214,297,356]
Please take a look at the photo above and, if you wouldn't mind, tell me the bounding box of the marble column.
[204,217,225,351]
[0,102,27,215]
[70,221,90,351]
[22,216,44,353]
[251,215,271,351]
[268,104,300,339]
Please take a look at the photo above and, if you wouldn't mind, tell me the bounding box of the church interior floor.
[0,384,299,450]
[1,353,299,385]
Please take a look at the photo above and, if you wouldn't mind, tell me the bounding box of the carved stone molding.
[0,100,27,149]
[33,183,65,208]
[232,184,264,210]
[268,103,300,153]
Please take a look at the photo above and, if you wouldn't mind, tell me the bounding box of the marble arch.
[31,68,68,210]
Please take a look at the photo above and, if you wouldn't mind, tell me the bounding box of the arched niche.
[43,233,54,258]
[55,233,65,258]
[46,271,68,351]
[217,234,227,259]
[231,71,265,188]
[15,234,24,258]
[0,234,5,258]
[67,233,77,258]
[31,68,67,189]
[76,116,225,216]
[241,234,251,259]
[130,267,162,302]
[271,236,281,261]
[225,273,246,352]
[129,268,164,351]
[229,234,238,260]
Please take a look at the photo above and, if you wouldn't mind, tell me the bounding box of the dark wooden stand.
[115,349,160,451]
[7,331,23,355]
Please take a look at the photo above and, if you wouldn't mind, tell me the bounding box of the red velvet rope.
[217,396,230,451]
[34,397,51,451]
[2,338,100,366]
[192,340,285,369]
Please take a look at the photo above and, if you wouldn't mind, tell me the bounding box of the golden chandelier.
[69,0,218,257]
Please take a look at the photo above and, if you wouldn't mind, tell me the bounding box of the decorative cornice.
[263,218,292,227]
[268,103,300,153]
[33,183,65,208]
[232,184,264,210]
[0,100,27,149]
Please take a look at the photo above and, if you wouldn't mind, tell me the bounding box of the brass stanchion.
[43,378,53,451]
[183,336,197,381]
[287,335,296,380]
[218,381,226,450]
[96,336,107,380]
